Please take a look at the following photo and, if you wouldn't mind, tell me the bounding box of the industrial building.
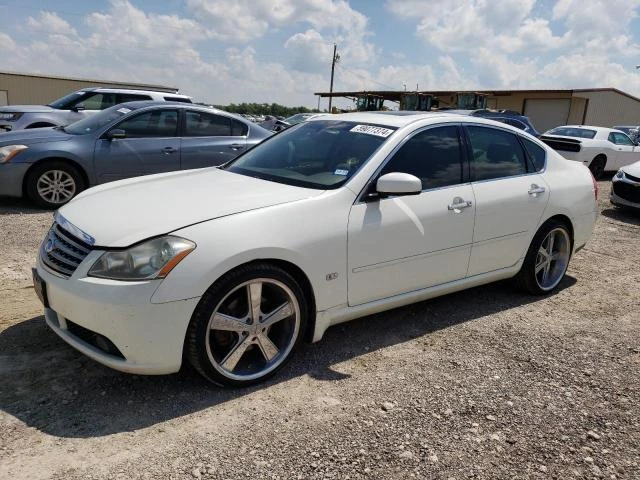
[0,71,178,106]
[316,88,640,132]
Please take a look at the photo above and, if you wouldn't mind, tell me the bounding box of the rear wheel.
[515,219,572,295]
[186,263,307,387]
[589,156,606,179]
[25,161,84,208]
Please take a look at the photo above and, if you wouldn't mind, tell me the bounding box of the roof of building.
[0,70,178,93]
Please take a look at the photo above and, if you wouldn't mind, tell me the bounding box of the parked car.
[0,87,192,132]
[440,109,540,137]
[540,125,640,179]
[0,101,271,208]
[33,112,598,386]
[283,113,327,125]
[612,125,640,144]
[611,161,640,210]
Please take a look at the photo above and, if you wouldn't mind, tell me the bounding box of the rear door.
[93,108,180,183]
[465,125,549,276]
[180,110,247,169]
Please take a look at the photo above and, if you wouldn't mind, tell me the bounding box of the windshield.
[546,127,596,139]
[64,105,138,135]
[48,91,89,109]
[225,120,396,189]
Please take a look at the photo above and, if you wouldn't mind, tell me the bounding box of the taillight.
[591,173,598,201]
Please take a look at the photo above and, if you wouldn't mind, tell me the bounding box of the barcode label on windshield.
[350,125,394,138]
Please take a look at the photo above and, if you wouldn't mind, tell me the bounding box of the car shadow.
[0,196,49,215]
[0,276,576,439]
[601,206,640,225]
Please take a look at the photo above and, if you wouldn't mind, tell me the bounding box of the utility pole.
[328,43,340,112]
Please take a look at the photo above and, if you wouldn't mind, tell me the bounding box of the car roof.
[79,87,190,98]
[313,111,465,128]
[552,125,617,134]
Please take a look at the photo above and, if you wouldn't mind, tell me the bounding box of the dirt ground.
[0,178,638,480]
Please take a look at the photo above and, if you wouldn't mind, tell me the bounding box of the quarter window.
[521,137,546,172]
[114,110,178,138]
[467,126,527,181]
[379,125,463,190]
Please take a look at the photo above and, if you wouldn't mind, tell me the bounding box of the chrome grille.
[41,223,92,277]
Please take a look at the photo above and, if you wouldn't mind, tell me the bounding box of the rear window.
[546,127,596,139]
[164,96,192,103]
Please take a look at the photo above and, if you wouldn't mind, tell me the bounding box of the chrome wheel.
[36,170,76,204]
[205,278,300,382]
[534,227,570,291]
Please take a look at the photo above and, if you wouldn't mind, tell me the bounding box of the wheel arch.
[591,152,607,164]
[539,214,575,250]
[23,157,89,196]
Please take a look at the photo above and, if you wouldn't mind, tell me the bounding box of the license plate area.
[32,268,49,308]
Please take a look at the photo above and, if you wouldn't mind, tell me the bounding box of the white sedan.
[540,125,640,179]
[611,160,640,210]
[34,113,598,386]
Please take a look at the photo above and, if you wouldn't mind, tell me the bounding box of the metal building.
[315,88,640,132]
[0,71,178,106]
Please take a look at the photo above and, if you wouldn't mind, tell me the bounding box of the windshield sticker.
[350,124,394,138]
[334,169,349,176]
[117,107,131,114]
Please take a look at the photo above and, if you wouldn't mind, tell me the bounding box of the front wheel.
[25,161,84,208]
[185,263,308,387]
[515,220,572,295]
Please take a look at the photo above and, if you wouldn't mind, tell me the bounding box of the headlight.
[0,145,28,163]
[0,112,22,121]
[615,170,625,179]
[88,236,196,281]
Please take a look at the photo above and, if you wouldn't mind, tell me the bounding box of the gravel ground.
[0,179,639,479]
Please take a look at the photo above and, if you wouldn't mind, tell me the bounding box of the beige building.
[0,71,178,106]
[316,87,640,133]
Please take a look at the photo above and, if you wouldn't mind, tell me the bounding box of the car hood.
[622,160,640,177]
[0,104,56,113]
[0,127,72,145]
[59,168,324,247]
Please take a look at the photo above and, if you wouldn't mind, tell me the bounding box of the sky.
[1,0,640,110]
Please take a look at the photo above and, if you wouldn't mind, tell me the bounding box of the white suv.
[0,87,192,131]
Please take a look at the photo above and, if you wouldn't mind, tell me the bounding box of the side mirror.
[106,129,126,140]
[71,105,86,112]
[376,172,422,197]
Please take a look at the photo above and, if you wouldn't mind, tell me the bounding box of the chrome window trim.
[354,122,467,204]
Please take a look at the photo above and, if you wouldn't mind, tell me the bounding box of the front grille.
[41,223,92,277]
[613,181,640,204]
[625,171,640,183]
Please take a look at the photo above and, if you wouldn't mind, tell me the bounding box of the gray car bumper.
[0,163,30,197]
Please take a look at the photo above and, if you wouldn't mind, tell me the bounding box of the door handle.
[528,184,546,196]
[229,144,245,151]
[448,197,472,212]
[162,147,178,154]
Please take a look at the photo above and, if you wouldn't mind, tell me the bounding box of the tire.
[589,156,606,180]
[186,263,308,387]
[25,161,85,209]
[514,219,573,295]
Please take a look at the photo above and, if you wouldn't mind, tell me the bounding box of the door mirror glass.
[376,172,422,196]
[107,129,126,140]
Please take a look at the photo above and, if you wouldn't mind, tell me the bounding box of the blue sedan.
[0,101,272,208]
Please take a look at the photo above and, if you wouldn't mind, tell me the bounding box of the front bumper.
[611,178,640,209]
[36,253,200,375]
[0,163,31,197]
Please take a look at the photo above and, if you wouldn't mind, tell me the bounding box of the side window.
[115,110,178,138]
[521,137,546,172]
[117,94,152,103]
[76,93,117,110]
[184,111,232,136]
[164,96,192,103]
[610,132,634,146]
[379,125,463,190]
[467,126,527,181]
[232,119,248,136]
[501,118,526,130]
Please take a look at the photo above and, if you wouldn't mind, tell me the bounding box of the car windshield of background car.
[47,91,89,109]
[63,105,139,135]
[546,127,596,139]
[225,120,396,189]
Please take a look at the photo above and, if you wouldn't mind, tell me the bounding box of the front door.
[94,109,180,183]
[608,131,640,170]
[347,125,475,306]
[465,125,550,276]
